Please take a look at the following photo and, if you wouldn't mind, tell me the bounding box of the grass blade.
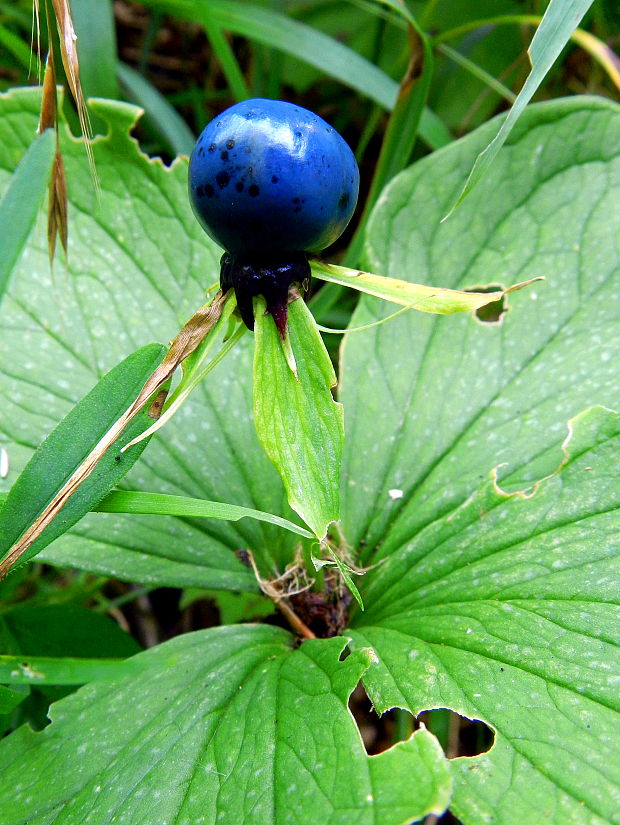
[95,490,314,540]
[0,655,128,685]
[446,0,595,216]
[70,0,120,101]
[138,0,445,149]
[117,62,196,156]
[0,129,55,306]
[0,344,166,576]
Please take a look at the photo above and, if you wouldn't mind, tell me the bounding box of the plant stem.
[274,598,316,640]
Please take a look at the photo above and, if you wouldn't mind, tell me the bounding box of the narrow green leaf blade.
[0,23,33,71]
[449,0,595,213]
[71,0,120,102]
[0,344,165,571]
[0,655,128,685]
[325,547,364,611]
[96,489,314,539]
[311,260,531,314]
[0,129,55,304]
[253,298,344,540]
[137,0,447,150]
[0,628,452,824]
[117,62,196,156]
[142,0,397,108]
[0,684,26,714]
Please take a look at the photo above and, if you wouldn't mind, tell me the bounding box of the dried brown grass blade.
[49,0,98,191]
[48,147,68,260]
[38,53,57,133]
[38,17,69,262]
[0,292,228,579]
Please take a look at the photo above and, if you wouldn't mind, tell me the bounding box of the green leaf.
[95,489,314,540]
[2,604,141,658]
[253,298,344,540]
[0,684,26,714]
[0,628,452,824]
[448,0,595,213]
[0,344,165,574]
[0,128,55,305]
[71,0,120,103]
[341,97,620,825]
[137,0,444,149]
[117,62,196,156]
[350,407,620,825]
[0,87,298,589]
[0,655,128,685]
[142,0,397,107]
[311,260,535,314]
[342,96,620,554]
[0,23,34,72]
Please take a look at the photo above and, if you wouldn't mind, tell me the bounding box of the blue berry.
[189,98,359,256]
[188,98,359,332]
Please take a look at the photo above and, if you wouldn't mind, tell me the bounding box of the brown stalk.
[0,292,229,580]
[246,551,317,641]
[38,38,69,261]
[49,0,95,159]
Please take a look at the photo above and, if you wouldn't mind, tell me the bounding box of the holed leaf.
[341,97,620,825]
[349,407,620,825]
[0,628,452,825]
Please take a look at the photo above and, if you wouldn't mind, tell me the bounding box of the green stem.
[435,14,543,45]
[203,20,249,102]
[436,43,517,103]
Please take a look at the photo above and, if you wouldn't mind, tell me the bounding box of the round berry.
[188,98,359,256]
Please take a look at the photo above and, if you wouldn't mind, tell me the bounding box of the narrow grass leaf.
[201,19,249,102]
[0,24,34,71]
[138,0,447,151]
[0,655,128,685]
[325,547,364,610]
[0,129,55,304]
[117,62,196,156]
[311,260,539,314]
[447,0,595,215]
[96,490,314,540]
[0,344,166,576]
[70,0,120,102]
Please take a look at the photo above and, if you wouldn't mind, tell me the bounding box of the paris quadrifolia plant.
[0,97,536,611]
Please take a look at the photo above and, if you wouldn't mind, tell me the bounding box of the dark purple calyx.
[219,252,311,336]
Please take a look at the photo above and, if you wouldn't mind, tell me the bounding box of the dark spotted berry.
[188,99,359,332]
